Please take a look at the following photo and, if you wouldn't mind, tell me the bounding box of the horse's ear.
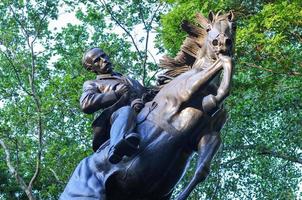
[216,10,222,18]
[208,11,215,22]
[227,11,235,21]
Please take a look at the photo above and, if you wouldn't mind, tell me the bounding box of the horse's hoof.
[202,94,217,113]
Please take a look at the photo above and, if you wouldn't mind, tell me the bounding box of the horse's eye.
[94,57,101,64]
[206,24,212,32]
[212,39,219,46]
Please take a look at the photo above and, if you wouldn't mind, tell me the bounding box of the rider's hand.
[115,84,130,98]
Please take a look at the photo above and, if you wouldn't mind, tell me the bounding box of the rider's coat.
[80,72,145,151]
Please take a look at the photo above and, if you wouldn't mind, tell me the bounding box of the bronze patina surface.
[61,11,236,200]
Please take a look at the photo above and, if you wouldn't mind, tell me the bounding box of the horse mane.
[157,11,230,86]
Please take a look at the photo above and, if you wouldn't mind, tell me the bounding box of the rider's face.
[93,53,112,73]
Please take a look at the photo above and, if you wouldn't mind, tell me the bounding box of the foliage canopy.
[0,0,301,199]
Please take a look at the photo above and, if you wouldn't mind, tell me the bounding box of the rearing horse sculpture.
[61,11,236,200]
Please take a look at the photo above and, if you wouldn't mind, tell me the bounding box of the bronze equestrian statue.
[61,11,236,200]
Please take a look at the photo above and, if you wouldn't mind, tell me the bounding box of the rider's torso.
[96,74,145,102]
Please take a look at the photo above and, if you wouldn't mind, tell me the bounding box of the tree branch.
[138,3,149,85]
[146,49,160,85]
[32,12,48,43]
[140,3,162,85]
[147,49,158,65]
[225,145,302,165]
[9,5,29,38]
[242,61,301,76]
[99,0,143,59]
[0,49,33,96]
[146,68,160,86]
[49,168,64,185]
[258,148,302,164]
[27,39,43,192]
[243,62,274,73]
[142,31,149,85]
[0,139,36,200]
[149,3,163,28]
[138,3,147,28]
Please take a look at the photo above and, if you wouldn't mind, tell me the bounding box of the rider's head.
[82,47,113,74]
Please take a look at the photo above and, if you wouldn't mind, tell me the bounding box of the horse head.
[157,11,236,86]
[204,11,236,58]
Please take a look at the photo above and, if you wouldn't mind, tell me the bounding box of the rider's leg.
[110,106,137,146]
[60,155,107,200]
[92,124,110,152]
[108,106,140,164]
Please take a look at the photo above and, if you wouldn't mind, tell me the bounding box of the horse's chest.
[172,107,204,131]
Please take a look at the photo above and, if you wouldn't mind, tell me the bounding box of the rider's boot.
[108,132,140,164]
[108,104,144,164]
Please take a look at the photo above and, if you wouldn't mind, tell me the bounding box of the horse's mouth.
[219,51,229,55]
[217,48,231,56]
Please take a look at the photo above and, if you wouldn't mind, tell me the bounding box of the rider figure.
[80,47,145,164]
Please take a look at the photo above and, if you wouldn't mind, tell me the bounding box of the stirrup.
[108,133,140,164]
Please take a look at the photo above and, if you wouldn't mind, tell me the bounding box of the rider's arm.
[80,80,119,114]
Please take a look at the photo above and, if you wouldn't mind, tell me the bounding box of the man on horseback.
[81,47,145,163]
[61,11,235,200]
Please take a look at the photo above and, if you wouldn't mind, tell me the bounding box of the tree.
[0,0,61,199]
[1,0,301,199]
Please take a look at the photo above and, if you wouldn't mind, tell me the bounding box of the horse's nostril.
[212,39,219,46]
[225,38,232,46]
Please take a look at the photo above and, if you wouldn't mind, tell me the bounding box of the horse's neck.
[194,45,218,70]
[192,45,221,89]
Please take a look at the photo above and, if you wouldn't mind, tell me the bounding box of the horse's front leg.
[215,54,234,102]
[202,55,233,113]
[175,132,221,200]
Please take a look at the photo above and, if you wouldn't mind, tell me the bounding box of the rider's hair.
[82,47,104,72]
